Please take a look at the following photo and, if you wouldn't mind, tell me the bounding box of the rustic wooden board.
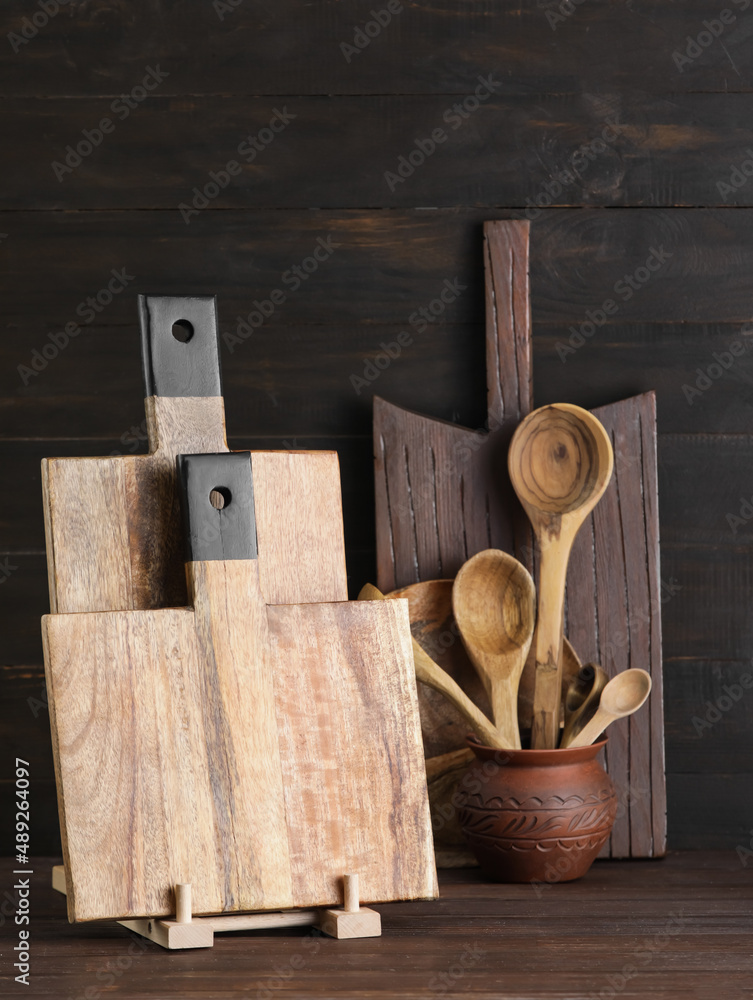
[375,220,532,591]
[42,295,348,614]
[374,222,666,858]
[13,94,753,211]
[42,502,435,921]
[565,392,666,859]
[2,0,752,98]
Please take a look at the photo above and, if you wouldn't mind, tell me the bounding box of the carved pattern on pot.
[458,791,617,843]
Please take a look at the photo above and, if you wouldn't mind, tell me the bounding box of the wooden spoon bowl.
[509,404,614,748]
[453,550,535,748]
[508,404,614,520]
[564,669,652,748]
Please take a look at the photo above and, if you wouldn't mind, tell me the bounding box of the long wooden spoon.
[452,550,535,749]
[508,403,614,749]
[563,669,652,748]
[561,663,609,748]
[358,584,509,750]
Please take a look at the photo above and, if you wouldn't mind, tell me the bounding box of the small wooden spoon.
[452,550,535,749]
[508,403,614,749]
[358,584,509,750]
[563,669,652,748]
[561,663,609,748]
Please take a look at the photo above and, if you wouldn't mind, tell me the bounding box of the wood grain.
[564,392,667,858]
[2,1,753,97]
[252,451,348,604]
[42,564,435,922]
[17,93,753,211]
[268,599,436,905]
[44,407,348,613]
[14,853,753,997]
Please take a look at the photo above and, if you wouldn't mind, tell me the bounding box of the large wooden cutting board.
[373,220,666,859]
[42,295,348,614]
[43,453,436,923]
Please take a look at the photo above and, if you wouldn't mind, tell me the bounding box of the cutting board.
[373,220,666,859]
[43,452,436,923]
[42,294,348,614]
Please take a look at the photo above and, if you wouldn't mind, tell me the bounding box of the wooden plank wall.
[2,0,753,853]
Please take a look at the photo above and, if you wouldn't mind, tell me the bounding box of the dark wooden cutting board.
[373,220,666,859]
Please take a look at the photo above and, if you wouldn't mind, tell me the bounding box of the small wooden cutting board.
[43,453,436,923]
[42,295,348,614]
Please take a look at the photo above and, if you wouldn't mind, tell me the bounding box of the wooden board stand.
[52,867,381,949]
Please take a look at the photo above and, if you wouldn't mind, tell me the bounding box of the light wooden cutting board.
[42,295,348,614]
[43,453,436,923]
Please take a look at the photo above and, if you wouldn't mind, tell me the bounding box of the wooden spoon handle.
[411,640,509,750]
[490,681,523,751]
[531,540,570,749]
[561,665,609,747]
[359,584,510,750]
[563,708,615,749]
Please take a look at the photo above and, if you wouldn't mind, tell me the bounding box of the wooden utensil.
[43,453,436,923]
[508,403,614,749]
[387,579,492,755]
[452,550,535,749]
[561,663,609,748]
[384,578,581,863]
[373,221,666,857]
[358,584,507,750]
[563,670,652,749]
[42,294,347,614]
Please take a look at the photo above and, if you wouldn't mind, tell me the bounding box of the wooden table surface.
[3,852,751,999]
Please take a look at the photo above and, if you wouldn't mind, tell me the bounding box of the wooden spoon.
[452,550,535,749]
[563,669,652,748]
[508,403,614,749]
[358,584,510,750]
[561,663,609,748]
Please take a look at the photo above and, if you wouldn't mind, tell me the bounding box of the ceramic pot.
[456,736,617,883]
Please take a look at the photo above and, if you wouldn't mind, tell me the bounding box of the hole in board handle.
[210,486,232,510]
[171,319,194,343]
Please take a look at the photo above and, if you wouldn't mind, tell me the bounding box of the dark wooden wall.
[2,1,753,853]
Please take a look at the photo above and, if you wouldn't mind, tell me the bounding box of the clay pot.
[456,736,617,883]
